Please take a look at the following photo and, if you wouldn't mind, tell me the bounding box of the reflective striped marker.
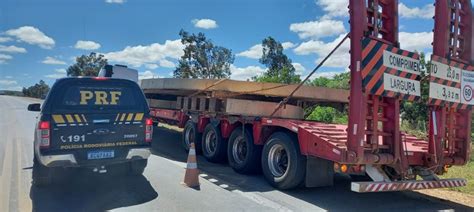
[74,114,82,123]
[126,113,134,121]
[65,114,74,123]
[187,163,198,169]
[52,115,65,123]
[134,113,144,121]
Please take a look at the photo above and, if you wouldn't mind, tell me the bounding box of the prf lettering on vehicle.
[80,90,122,105]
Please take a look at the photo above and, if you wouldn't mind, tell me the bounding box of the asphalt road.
[0,95,472,212]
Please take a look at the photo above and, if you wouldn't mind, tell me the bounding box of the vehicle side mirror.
[27,103,41,112]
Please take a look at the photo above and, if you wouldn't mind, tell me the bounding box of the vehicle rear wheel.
[129,159,148,175]
[227,127,262,174]
[32,156,53,186]
[182,121,202,153]
[201,123,227,163]
[261,132,305,190]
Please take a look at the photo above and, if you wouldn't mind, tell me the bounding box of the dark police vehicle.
[28,77,153,186]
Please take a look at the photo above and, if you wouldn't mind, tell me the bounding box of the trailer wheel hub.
[205,130,217,155]
[232,136,247,164]
[268,144,288,177]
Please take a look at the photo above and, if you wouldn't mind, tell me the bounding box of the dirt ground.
[415,189,474,208]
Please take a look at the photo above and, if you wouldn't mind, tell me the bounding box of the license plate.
[87,150,115,160]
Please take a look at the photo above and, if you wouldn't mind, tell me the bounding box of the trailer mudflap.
[305,156,334,187]
[351,178,467,193]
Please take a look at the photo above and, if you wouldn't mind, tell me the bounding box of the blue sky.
[0,0,467,90]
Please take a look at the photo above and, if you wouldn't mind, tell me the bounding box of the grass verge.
[441,145,474,195]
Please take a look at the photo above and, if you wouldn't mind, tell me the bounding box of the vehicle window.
[52,80,144,112]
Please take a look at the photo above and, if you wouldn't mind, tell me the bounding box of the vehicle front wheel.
[261,132,305,190]
[201,123,227,163]
[227,127,262,174]
[32,156,53,186]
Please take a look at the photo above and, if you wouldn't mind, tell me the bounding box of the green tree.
[22,80,50,99]
[305,72,350,124]
[306,106,348,124]
[254,37,300,84]
[310,72,350,89]
[67,52,108,77]
[174,30,235,79]
[400,52,430,131]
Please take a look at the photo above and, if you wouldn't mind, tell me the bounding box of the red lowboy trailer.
[143,0,472,192]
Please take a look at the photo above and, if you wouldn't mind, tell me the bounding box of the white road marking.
[158,155,292,211]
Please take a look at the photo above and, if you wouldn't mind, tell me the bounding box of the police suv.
[28,77,152,186]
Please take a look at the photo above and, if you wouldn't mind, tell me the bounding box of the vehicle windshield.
[56,81,142,112]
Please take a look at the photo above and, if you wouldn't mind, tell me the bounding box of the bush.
[306,106,348,124]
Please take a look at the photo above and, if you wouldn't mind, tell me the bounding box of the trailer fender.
[220,119,238,139]
[197,117,210,133]
[177,112,188,128]
[252,121,264,145]
[305,156,334,188]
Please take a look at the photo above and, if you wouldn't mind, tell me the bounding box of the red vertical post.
[433,0,450,58]
[379,0,401,165]
[348,0,369,163]
[431,0,473,166]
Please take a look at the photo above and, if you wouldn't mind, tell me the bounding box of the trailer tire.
[261,132,305,190]
[202,123,227,163]
[227,127,262,174]
[182,121,202,154]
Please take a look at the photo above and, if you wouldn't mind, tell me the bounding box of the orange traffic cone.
[181,142,200,189]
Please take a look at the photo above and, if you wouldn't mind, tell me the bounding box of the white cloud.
[56,68,66,73]
[294,34,350,68]
[316,0,348,18]
[3,86,22,91]
[5,76,13,79]
[5,26,55,49]
[399,32,433,52]
[237,44,262,59]
[192,19,218,29]
[301,70,347,82]
[139,70,160,80]
[0,37,12,43]
[103,39,184,68]
[230,65,266,81]
[238,42,296,59]
[74,40,101,50]
[399,3,434,19]
[292,63,305,75]
[105,0,125,4]
[159,59,175,68]
[424,52,432,61]
[145,64,158,69]
[282,42,296,50]
[45,68,67,79]
[315,71,346,79]
[0,45,27,53]
[42,56,66,65]
[0,79,17,85]
[292,31,431,70]
[0,54,12,64]
[290,19,346,39]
